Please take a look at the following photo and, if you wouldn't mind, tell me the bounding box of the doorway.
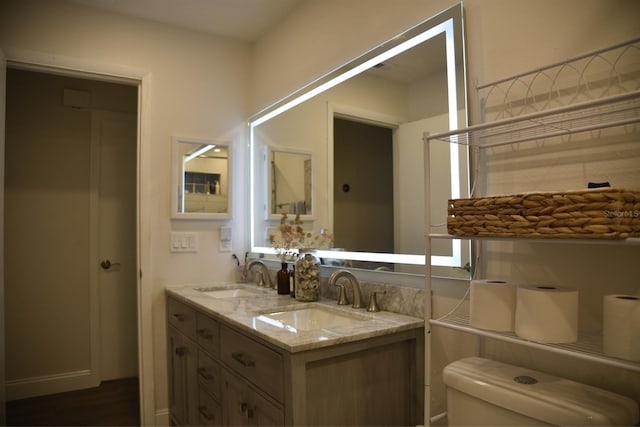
[333,117,394,265]
[4,68,139,420]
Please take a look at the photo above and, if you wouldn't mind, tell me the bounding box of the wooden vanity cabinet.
[167,295,424,426]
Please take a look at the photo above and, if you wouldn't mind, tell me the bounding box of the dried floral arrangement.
[269,213,333,260]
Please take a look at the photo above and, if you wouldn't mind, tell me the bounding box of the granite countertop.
[166,282,424,353]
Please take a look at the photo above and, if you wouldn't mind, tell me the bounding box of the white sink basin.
[197,286,268,298]
[255,305,369,331]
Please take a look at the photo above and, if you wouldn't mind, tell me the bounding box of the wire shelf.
[431,314,640,373]
[427,37,640,148]
[429,90,640,147]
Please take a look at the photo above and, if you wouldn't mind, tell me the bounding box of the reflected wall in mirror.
[269,148,313,217]
[250,3,470,279]
[172,136,231,219]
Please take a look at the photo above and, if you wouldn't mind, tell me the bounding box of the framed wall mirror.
[249,3,470,280]
[268,147,314,218]
[172,136,231,220]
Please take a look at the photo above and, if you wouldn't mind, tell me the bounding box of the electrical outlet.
[220,226,232,252]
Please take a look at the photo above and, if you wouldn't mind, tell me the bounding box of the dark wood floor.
[6,377,140,426]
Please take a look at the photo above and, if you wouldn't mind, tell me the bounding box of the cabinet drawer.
[197,349,221,399]
[198,387,222,426]
[196,312,220,356]
[220,325,284,402]
[167,297,196,339]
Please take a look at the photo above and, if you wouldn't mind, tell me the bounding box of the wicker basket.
[447,188,640,239]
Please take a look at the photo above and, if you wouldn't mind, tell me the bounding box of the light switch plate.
[171,232,198,253]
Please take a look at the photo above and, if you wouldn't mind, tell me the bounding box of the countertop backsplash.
[319,276,425,319]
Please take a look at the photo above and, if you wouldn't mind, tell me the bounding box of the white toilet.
[443,357,639,426]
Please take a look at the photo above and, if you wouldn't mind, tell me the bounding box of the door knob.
[100,259,121,270]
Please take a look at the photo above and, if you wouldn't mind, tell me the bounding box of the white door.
[91,111,138,381]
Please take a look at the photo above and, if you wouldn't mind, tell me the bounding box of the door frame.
[326,102,401,233]
[2,48,154,425]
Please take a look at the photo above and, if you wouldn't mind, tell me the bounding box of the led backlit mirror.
[172,137,231,219]
[250,3,469,279]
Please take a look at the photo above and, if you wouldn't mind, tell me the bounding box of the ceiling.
[65,0,301,42]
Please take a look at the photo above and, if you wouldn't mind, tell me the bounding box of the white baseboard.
[154,408,170,426]
[6,369,100,401]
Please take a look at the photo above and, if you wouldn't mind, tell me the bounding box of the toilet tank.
[443,357,639,426]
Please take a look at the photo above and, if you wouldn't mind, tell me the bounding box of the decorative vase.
[276,262,290,295]
[295,251,320,302]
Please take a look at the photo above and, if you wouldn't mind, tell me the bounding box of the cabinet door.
[167,325,199,426]
[222,369,283,426]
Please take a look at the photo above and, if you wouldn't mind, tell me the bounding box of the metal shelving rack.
[423,37,640,425]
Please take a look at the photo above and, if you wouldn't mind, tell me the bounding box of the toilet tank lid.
[443,357,639,426]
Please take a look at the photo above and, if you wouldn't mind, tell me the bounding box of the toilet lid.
[443,357,639,426]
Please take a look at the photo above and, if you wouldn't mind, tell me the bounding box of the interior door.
[92,111,138,381]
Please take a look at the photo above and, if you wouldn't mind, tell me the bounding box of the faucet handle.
[334,283,349,305]
[256,271,266,287]
[367,290,386,312]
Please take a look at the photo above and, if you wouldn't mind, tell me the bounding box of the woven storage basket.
[448,188,640,239]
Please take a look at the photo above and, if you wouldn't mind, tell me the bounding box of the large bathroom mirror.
[172,136,231,220]
[250,3,470,279]
[268,147,313,218]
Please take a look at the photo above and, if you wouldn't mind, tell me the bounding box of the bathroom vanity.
[166,284,424,426]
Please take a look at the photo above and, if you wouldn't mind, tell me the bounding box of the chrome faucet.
[328,269,364,309]
[247,260,274,289]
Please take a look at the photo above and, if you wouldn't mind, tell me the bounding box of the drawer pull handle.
[175,346,187,356]
[231,352,255,367]
[197,329,213,340]
[197,367,214,380]
[198,406,215,421]
[172,313,185,322]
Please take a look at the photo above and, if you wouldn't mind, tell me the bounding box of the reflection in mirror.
[249,3,469,279]
[269,148,313,217]
[172,137,231,219]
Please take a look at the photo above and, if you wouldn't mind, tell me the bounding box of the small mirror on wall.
[172,136,231,219]
[268,147,313,219]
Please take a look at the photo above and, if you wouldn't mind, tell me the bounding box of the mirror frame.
[171,136,232,220]
[267,146,315,220]
[249,3,468,270]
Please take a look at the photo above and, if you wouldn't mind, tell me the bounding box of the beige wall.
[1,0,639,423]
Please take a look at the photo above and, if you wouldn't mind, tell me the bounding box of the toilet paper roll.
[515,285,579,343]
[603,295,640,362]
[470,280,517,332]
